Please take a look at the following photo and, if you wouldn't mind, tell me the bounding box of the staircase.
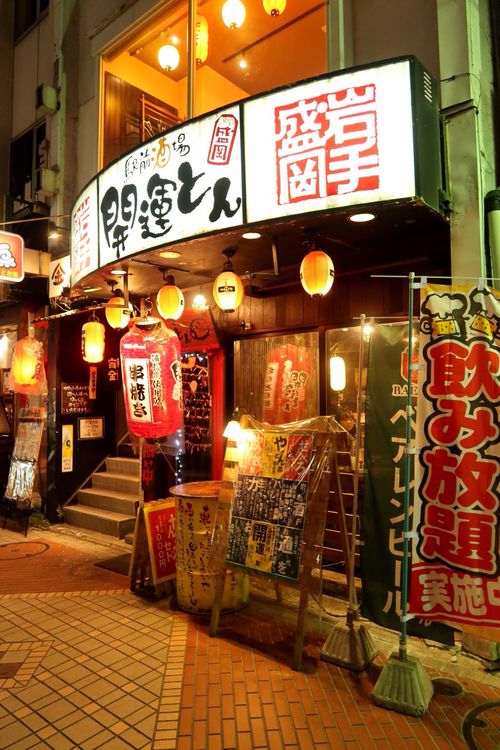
[63,455,141,539]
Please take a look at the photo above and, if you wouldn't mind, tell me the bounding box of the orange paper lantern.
[300,250,334,298]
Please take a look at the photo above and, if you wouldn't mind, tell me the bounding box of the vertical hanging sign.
[410,283,500,638]
[361,323,453,643]
[62,424,74,473]
[89,366,97,399]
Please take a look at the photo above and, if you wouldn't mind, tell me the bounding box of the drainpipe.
[187,0,197,118]
[326,0,353,72]
[437,0,495,279]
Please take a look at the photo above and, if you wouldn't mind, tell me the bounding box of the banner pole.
[399,273,414,660]
[371,272,434,715]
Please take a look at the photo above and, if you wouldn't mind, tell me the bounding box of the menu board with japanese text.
[143,500,177,584]
[226,431,314,582]
[61,383,92,415]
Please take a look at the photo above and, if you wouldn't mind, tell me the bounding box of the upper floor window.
[15,0,49,41]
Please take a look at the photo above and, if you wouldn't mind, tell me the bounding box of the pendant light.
[195,16,209,65]
[213,248,244,312]
[105,281,132,329]
[300,249,335,298]
[192,291,208,312]
[157,272,185,320]
[158,43,180,72]
[263,0,286,17]
[82,313,105,363]
[222,0,246,29]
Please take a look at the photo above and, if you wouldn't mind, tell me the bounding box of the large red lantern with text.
[120,319,183,438]
[262,344,313,424]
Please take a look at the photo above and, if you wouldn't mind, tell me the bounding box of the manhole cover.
[0,542,49,560]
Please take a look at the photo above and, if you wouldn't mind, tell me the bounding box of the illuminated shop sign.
[0,230,24,284]
[245,60,418,222]
[71,57,439,286]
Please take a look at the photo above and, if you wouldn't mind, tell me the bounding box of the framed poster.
[78,417,105,440]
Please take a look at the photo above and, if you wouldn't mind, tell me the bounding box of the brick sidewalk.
[0,529,499,749]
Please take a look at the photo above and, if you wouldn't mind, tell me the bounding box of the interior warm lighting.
[48,221,61,240]
[242,231,261,239]
[363,323,373,337]
[300,250,334,298]
[222,0,246,29]
[158,43,180,72]
[329,355,346,391]
[110,268,127,276]
[157,274,185,320]
[223,419,241,440]
[263,0,287,17]
[239,56,248,69]
[159,249,181,259]
[349,212,376,223]
[192,292,208,311]
[105,292,132,329]
[195,16,209,65]
[82,316,105,363]
[213,249,244,312]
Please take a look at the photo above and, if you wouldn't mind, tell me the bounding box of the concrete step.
[77,487,139,515]
[63,504,136,539]
[92,471,142,495]
[106,456,140,476]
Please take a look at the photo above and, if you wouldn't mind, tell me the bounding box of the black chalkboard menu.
[61,383,93,415]
[226,430,314,582]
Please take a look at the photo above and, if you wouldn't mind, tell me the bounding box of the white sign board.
[244,60,416,222]
[71,183,100,286]
[102,108,242,263]
[49,255,71,299]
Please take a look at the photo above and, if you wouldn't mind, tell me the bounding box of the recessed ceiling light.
[110,268,127,276]
[349,212,375,223]
[159,250,181,259]
[242,232,261,239]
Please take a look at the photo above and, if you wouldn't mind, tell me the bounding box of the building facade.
[0,1,498,544]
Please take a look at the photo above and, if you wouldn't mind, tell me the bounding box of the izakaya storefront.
[57,56,454,575]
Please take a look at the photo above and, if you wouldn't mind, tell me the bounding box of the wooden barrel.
[170,480,249,614]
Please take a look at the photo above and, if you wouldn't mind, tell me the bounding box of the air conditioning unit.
[34,168,58,198]
[35,84,59,114]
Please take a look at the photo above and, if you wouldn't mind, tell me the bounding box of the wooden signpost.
[210,415,351,671]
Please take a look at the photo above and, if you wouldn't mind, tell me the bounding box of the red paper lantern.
[120,319,183,438]
[262,344,313,424]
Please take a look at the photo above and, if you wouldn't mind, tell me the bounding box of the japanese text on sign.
[275,85,379,205]
[411,284,500,630]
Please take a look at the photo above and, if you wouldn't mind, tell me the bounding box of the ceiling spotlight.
[110,268,127,276]
[239,55,248,69]
[242,232,261,240]
[159,250,181,259]
[349,212,376,223]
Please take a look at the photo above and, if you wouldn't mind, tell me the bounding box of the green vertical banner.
[360,323,453,644]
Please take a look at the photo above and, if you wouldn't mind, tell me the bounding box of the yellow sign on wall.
[62,424,73,473]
